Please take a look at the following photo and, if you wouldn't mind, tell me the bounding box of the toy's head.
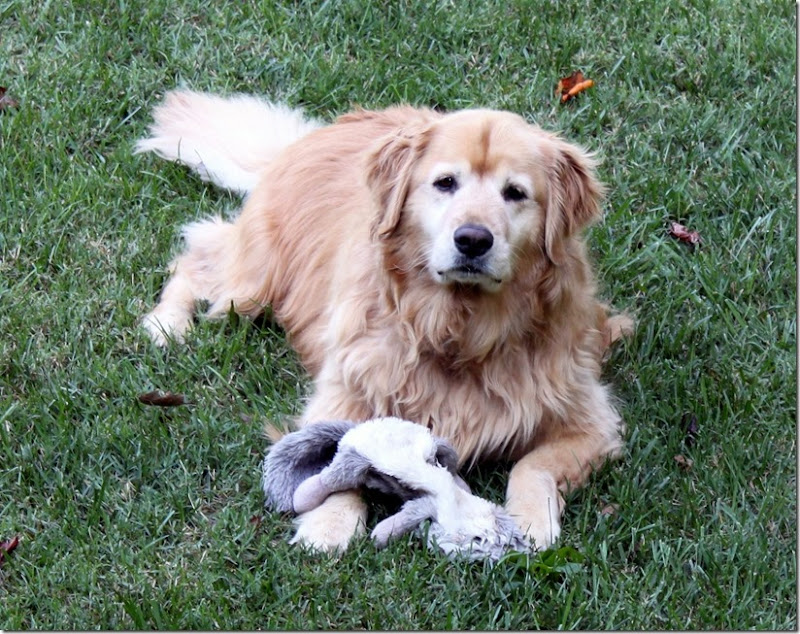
[426,496,531,562]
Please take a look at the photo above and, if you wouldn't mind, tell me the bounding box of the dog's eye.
[433,175,458,193]
[502,184,527,202]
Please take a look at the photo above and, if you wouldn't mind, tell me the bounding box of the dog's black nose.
[453,223,494,258]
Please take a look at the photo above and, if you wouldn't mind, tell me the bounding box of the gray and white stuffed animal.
[262,417,531,561]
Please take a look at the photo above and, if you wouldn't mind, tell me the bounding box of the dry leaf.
[681,413,699,447]
[556,71,595,103]
[674,454,694,470]
[0,87,19,112]
[600,503,619,516]
[138,390,188,407]
[0,535,20,566]
[669,222,702,245]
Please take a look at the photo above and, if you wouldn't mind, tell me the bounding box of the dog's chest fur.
[316,285,600,466]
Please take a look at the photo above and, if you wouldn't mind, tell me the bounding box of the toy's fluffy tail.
[135,90,322,195]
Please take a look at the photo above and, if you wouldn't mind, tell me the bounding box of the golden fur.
[137,91,633,551]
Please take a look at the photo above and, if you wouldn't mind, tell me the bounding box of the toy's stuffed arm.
[370,497,437,548]
[262,420,356,513]
[292,447,372,513]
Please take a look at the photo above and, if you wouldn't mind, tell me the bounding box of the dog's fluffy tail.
[135,90,322,195]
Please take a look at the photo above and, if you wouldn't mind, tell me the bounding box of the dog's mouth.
[436,263,503,290]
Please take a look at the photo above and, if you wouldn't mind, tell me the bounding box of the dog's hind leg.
[143,215,266,345]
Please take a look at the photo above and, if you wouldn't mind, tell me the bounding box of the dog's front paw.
[289,491,367,553]
[506,503,562,551]
[505,472,563,551]
[142,307,192,346]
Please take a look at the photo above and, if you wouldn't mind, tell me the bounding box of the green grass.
[0,0,795,629]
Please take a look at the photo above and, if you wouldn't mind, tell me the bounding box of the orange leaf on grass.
[556,71,595,103]
[669,222,702,245]
[0,535,20,566]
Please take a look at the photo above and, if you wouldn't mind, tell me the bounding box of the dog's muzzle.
[436,223,502,289]
[453,223,494,258]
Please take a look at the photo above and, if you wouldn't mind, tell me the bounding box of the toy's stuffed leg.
[290,490,367,552]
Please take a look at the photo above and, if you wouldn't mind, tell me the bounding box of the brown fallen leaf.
[0,86,19,112]
[681,413,699,447]
[138,390,189,407]
[0,535,20,566]
[674,454,694,470]
[669,222,702,245]
[600,503,619,517]
[556,71,595,103]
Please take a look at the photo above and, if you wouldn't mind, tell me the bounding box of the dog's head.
[367,109,604,292]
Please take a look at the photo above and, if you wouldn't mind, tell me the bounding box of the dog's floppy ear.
[366,126,430,240]
[544,140,605,265]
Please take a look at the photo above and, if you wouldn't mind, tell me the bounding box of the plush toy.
[262,416,531,561]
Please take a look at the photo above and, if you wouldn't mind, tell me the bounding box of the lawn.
[0,0,796,629]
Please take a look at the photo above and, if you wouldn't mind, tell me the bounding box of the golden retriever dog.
[136,90,632,552]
